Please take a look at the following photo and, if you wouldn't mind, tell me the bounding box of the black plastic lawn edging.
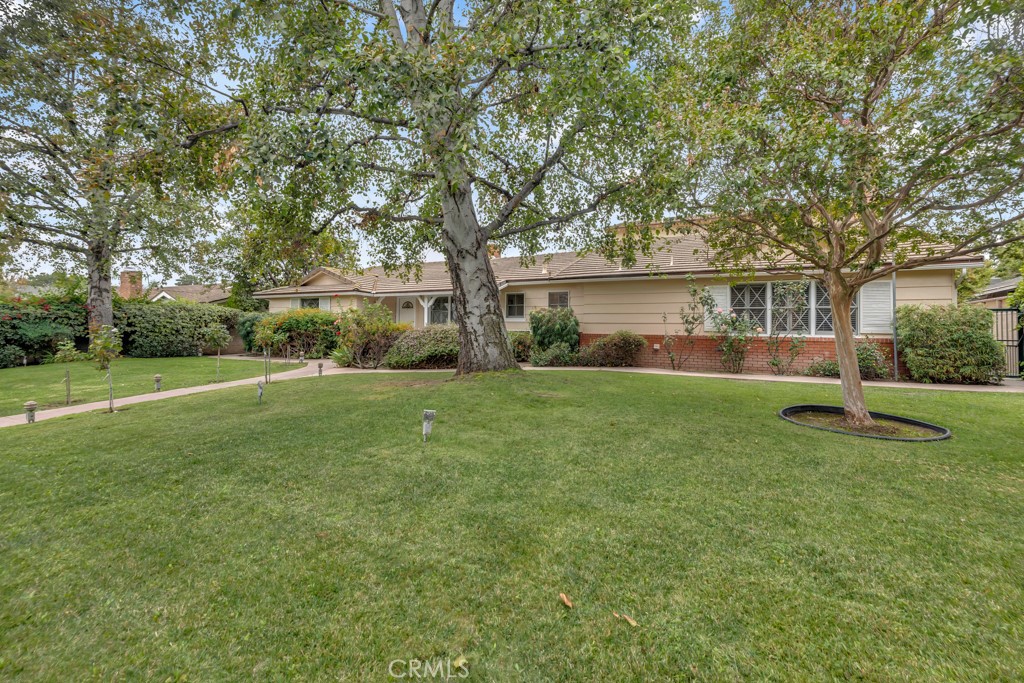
[778,404,952,442]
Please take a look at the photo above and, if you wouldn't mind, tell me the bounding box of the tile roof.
[973,275,1022,299]
[254,232,984,298]
[150,284,230,303]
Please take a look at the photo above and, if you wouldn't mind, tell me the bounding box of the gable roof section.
[253,232,984,299]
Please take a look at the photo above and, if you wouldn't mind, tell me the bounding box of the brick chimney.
[487,244,502,259]
[118,270,143,299]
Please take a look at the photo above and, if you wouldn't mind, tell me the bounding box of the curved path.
[3,361,1021,429]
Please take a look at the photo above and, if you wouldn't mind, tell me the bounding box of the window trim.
[505,292,525,320]
[547,291,570,309]
[727,280,859,337]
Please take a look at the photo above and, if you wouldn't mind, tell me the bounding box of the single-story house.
[253,232,981,373]
[148,284,231,305]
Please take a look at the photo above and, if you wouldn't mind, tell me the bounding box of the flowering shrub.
[0,293,87,362]
[334,302,407,368]
[663,274,704,370]
[700,289,762,373]
[253,308,336,357]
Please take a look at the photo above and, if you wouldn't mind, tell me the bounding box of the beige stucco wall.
[893,269,956,307]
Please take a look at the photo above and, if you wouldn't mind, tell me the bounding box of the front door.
[397,298,416,327]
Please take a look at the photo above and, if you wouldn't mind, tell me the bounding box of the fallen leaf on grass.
[613,611,638,627]
[559,593,573,608]
[452,655,468,669]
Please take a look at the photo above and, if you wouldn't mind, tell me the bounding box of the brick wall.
[579,332,897,376]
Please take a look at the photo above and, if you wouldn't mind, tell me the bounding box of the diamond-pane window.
[730,284,768,329]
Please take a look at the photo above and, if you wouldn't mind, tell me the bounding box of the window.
[729,284,768,329]
[814,285,858,334]
[429,296,451,325]
[505,293,525,319]
[548,291,570,309]
[299,297,321,309]
[770,282,811,334]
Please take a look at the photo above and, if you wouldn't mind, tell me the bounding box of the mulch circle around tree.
[778,405,951,442]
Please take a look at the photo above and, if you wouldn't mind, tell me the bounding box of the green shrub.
[805,341,892,380]
[238,312,271,352]
[0,344,24,369]
[114,301,239,358]
[253,308,336,358]
[529,308,579,352]
[330,347,353,368]
[509,331,533,362]
[577,330,647,367]
[529,341,577,367]
[335,302,407,368]
[384,325,460,369]
[896,304,1005,384]
[45,340,90,364]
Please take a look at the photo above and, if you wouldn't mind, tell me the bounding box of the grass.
[0,370,1022,680]
[0,356,297,416]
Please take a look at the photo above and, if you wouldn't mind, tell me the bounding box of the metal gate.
[992,308,1023,379]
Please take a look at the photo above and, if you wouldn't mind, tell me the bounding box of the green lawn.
[0,356,298,417]
[0,371,1021,680]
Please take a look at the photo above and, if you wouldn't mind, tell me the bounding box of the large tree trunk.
[439,184,519,375]
[826,277,875,428]
[86,242,113,331]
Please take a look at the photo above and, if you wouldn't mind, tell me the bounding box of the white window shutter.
[703,285,730,331]
[290,297,299,309]
[319,297,331,311]
[859,281,893,334]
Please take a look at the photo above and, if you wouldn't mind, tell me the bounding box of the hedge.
[896,304,1005,384]
[239,312,272,352]
[115,302,240,358]
[384,325,460,369]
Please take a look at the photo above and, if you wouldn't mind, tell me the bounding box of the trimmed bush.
[335,303,407,368]
[115,301,240,358]
[385,325,460,369]
[509,331,533,362]
[529,342,577,367]
[253,308,336,358]
[529,308,579,352]
[896,304,1005,384]
[577,330,647,367]
[805,341,892,380]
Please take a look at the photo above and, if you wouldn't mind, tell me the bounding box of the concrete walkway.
[4,361,1020,428]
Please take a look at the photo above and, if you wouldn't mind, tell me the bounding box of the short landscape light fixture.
[317,362,323,377]
[24,401,37,424]
[299,351,305,363]
[257,380,264,405]
[154,374,162,391]
[422,409,436,442]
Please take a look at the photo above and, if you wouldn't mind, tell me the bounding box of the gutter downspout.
[891,271,899,381]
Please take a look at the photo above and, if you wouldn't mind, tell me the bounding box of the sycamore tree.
[663,0,1024,426]
[0,0,224,330]
[191,0,678,373]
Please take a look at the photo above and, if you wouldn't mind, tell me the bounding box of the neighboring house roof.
[254,232,985,299]
[972,275,1023,302]
[149,284,230,304]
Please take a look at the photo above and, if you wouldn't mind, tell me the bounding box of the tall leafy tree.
[192,0,677,373]
[0,0,224,329]
[663,0,1024,426]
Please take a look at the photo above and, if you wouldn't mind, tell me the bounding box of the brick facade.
[580,332,897,376]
